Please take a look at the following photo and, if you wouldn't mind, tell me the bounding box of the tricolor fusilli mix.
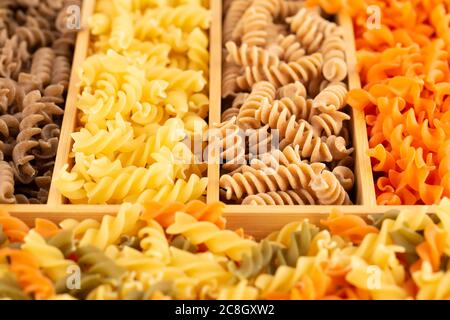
[1,199,450,300]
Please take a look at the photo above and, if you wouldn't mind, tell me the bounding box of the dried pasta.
[55,0,211,204]
[322,0,450,205]
[0,0,79,203]
[1,199,450,299]
[218,0,353,205]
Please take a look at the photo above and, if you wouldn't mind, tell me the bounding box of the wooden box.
[0,0,437,239]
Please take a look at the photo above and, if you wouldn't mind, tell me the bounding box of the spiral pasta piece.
[146,5,210,32]
[170,247,232,287]
[413,262,450,300]
[325,135,354,161]
[82,163,174,204]
[103,245,171,278]
[211,117,246,171]
[222,63,241,98]
[220,162,326,200]
[140,200,225,228]
[413,223,446,272]
[332,166,355,192]
[223,0,251,43]
[145,65,206,93]
[0,210,30,242]
[311,171,352,205]
[247,145,305,171]
[240,7,269,48]
[262,112,333,162]
[109,13,134,51]
[78,69,147,124]
[276,221,320,267]
[76,246,126,279]
[313,80,345,105]
[236,53,323,90]
[138,219,171,263]
[276,81,307,100]
[115,119,187,167]
[22,230,75,281]
[255,96,311,126]
[226,41,280,68]
[321,210,378,244]
[247,125,274,159]
[76,203,141,250]
[0,248,55,300]
[47,231,74,258]
[71,115,138,157]
[0,276,30,300]
[320,34,347,82]
[166,212,257,261]
[288,8,341,54]
[51,55,71,90]
[310,109,351,137]
[237,81,276,129]
[228,240,279,279]
[16,25,54,50]
[276,34,306,63]
[187,27,209,78]
[0,161,15,204]
[255,254,322,295]
[30,47,55,87]
[128,174,208,205]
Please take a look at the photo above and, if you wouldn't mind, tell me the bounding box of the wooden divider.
[3,203,437,240]
[338,13,377,207]
[48,0,96,205]
[206,0,222,204]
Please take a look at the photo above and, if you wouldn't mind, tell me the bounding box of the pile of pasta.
[311,0,450,205]
[217,1,355,205]
[1,199,450,300]
[0,0,79,204]
[54,0,210,204]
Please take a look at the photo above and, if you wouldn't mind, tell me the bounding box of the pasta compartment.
[213,2,376,212]
[46,0,216,206]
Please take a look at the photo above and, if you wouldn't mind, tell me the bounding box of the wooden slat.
[338,13,377,206]
[4,204,436,240]
[47,0,96,205]
[206,0,222,203]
